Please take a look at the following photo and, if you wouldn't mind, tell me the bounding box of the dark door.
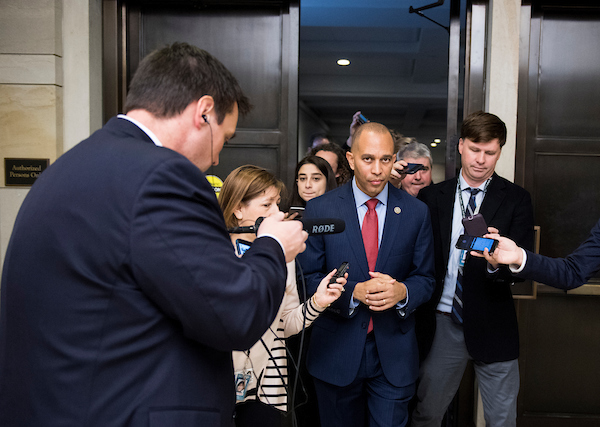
[103,0,299,185]
[516,2,600,425]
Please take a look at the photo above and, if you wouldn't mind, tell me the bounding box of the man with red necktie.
[298,122,435,427]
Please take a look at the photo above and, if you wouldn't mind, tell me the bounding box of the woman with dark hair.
[219,165,347,427]
[286,156,337,215]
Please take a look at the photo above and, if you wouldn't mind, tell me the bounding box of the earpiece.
[202,115,209,124]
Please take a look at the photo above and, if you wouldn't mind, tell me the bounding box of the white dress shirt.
[437,172,489,313]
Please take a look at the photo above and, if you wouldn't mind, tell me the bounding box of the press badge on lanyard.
[234,367,253,401]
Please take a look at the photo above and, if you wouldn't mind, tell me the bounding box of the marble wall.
[0,0,102,268]
[0,0,63,264]
[485,0,521,181]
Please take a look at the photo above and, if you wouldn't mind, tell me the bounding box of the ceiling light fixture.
[434,138,441,143]
[430,142,438,147]
[337,59,350,66]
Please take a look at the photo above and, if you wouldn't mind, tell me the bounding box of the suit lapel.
[438,178,457,266]
[337,184,370,277]
[377,186,405,271]
[479,173,506,223]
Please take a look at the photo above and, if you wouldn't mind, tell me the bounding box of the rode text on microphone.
[228,217,345,235]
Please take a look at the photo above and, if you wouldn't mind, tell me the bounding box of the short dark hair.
[460,111,507,147]
[124,42,251,124]
[309,142,352,186]
[309,132,331,149]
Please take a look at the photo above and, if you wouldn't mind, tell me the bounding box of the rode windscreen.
[228,217,345,235]
[300,218,345,235]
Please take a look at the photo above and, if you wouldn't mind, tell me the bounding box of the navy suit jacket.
[297,182,435,387]
[517,218,600,289]
[417,174,534,363]
[0,117,287,427]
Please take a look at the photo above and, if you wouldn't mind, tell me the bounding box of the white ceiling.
[299,0,455,161]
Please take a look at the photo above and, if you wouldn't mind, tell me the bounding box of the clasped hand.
[353,272,407,312]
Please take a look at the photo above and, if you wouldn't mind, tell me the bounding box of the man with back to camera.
[389,141,434,196]
[411,111,535,426]
[298,122,435,426]
[0,42,307,427]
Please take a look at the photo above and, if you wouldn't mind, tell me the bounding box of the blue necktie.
[451,188,481,325]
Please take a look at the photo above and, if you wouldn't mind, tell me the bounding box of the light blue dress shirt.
[350,178,408,314]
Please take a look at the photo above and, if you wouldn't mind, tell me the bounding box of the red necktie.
[362,198,379,333]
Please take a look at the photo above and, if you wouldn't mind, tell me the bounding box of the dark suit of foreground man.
[298,123,435,427]
[0,43,307,427]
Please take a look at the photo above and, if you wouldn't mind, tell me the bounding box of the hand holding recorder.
[313,265,349,308]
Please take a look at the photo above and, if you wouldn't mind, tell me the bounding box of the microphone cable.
[288,259,310,427]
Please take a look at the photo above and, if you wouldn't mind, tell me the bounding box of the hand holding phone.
[396,162,425,175]
[287,206,304,219]
[328,262,349,287]
[462,213,488,236]
[456,235,498,254]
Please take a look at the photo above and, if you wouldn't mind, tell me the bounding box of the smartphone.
[396,162,425,175]
[328,261,349,287]
[288,206,304,219]
[358,113,368,124]
[462,213,488,236]
[456,234,498,254]
[235,239,252,256]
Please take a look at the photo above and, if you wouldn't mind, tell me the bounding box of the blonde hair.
[219,165,285,229]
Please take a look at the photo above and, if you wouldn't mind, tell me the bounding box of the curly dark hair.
[309,142,352,186]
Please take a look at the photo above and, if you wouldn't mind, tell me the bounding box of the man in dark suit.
[0,43,307,427]
[411,111,535,427]
[478,219,600,290]
[298,122,435,427]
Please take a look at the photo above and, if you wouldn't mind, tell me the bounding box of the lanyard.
[456,177,492,219]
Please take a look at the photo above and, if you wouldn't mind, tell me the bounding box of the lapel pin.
[394,207,401,214]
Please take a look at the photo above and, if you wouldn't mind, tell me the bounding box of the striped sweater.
[232,261,325,411]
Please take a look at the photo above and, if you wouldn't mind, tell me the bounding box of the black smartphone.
[462,213,488,236]
[358,113,368,124]
[396,163,425,175]
[235,239,252,256]
[456,234,498,254]
[328,261,349,287]
[288,206,304,219]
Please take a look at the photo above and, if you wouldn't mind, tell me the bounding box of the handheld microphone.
[228,217,346,235]
[228,217,265,234]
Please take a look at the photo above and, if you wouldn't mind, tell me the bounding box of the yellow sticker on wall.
[206,175,223,198]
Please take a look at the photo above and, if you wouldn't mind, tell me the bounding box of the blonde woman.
[219,165,347,427]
